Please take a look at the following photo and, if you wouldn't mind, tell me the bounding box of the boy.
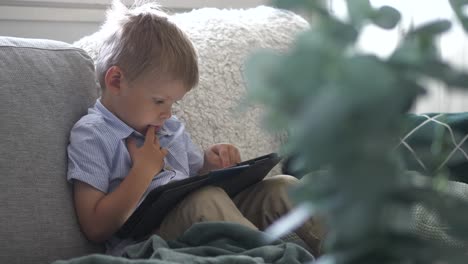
[67,1,322,257]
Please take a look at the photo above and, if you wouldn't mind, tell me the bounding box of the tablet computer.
[116,152,281,240]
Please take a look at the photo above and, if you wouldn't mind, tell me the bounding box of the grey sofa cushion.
[0,37,103,263]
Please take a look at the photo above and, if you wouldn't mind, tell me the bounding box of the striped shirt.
[67,99,204,255]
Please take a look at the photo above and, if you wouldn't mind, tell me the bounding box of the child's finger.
[160,148,169,157]
[126,137,137,156]
[209,153,223,168]
[153,133,161,147]
[229,147,241,164]
[145,125,155,144]
[218,147,231,167]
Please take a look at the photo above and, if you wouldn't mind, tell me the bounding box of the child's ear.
[104,66,127,95]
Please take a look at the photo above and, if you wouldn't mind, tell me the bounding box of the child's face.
[114,73,188,135]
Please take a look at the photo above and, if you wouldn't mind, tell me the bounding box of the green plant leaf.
[245,0,468,262]
[272,0,329,16]
[264,203,315,239]
[390,37,439,67]
[319,17,359,46]
[408,19,452,37]
[449,0,468,32]
[346,0,373,28]
[271,0,307,9]
[416,61,468,89]
[244,49,281,103]
[371,5,401,30]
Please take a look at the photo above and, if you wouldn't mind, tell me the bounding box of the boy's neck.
[100,92,117,115]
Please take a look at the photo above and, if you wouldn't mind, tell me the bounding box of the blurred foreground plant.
[245,0,468,263]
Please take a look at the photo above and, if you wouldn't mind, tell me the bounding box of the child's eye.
[153,99,164,105]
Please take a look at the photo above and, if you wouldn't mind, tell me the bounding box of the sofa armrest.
[0,37,103,263]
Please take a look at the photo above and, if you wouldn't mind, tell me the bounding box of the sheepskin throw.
[74,4,309,170]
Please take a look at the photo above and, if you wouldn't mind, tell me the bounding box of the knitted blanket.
[52,222,314,264]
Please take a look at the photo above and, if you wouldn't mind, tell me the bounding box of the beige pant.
[154,175,324,256]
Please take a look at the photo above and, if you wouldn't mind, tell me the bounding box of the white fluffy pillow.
[74,5,308,171]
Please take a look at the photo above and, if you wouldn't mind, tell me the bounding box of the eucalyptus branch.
[246,0,468,263]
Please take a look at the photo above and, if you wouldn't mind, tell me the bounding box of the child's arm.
[73,126,167,242]
[198,144,241,175]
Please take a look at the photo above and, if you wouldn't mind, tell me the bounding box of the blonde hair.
[96,1,198,91]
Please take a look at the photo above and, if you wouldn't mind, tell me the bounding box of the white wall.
[0,0,268,43]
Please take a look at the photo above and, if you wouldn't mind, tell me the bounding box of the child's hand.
[126,126,168,178]
[203,144,241,171]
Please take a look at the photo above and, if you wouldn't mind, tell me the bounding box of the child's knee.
[262,174,299,191]
[183,186,245,223]
[188,185,227,202]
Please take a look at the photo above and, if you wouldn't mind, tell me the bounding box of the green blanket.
[53,222,314,264]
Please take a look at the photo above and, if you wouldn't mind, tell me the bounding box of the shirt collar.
[95,99,135,140]
[158,125,173,137]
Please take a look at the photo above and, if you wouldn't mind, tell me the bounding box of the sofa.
[0,6,309,264]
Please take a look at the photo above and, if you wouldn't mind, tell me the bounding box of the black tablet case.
[116,153,281,240]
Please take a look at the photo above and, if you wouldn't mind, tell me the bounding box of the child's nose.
[159,108,172,120]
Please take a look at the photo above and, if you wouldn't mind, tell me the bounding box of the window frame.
[2,0,267,9]
[0,0,267,22]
